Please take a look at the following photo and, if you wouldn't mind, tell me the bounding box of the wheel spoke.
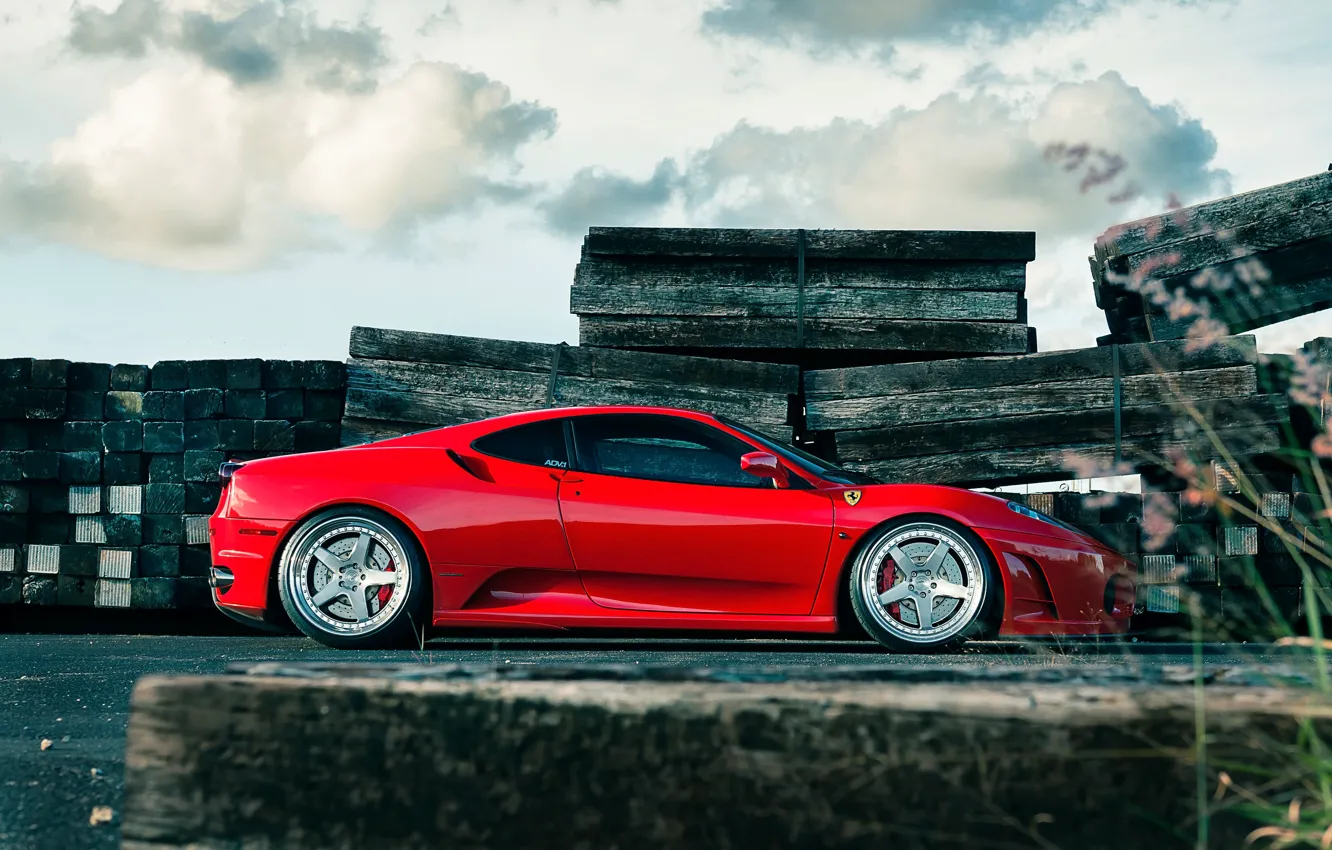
[932,580,970,600]
[311,582,346,607]
[346,587,371,621]
[921,541,951,575]
[886,545,914,574]
[361,569,398,588]
[879,582,913,606]
[915,594,934,629]
[349,533,373,567]
[312,547,343,572]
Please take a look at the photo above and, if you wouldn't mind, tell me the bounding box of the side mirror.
[740,451,789,488]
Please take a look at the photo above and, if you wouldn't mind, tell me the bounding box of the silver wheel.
[281,516,412,638]
[855,521,986,646]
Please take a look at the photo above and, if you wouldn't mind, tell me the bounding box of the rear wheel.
[277,507,427,649]
[848,518,996,653]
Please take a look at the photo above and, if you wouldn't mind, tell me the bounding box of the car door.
[558,413,835,615]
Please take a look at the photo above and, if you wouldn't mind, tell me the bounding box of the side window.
[572,414,765,487]
[472,420,569,470]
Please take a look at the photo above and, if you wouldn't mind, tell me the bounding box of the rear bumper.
[208,514,291,621]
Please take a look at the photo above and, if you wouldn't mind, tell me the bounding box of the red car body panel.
[561,472,834,615]
[210,406,1135,638]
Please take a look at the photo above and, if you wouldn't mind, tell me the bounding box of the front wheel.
[848,518,997,653]
[276,507,427,649]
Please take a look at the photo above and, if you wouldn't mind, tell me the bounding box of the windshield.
[717,416,881,486]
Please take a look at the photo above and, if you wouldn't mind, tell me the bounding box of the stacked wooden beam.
[1236,336,1332,466]
[571,227,1037,367]
[1094,171,1332,344]
[341,326,799,446]
[0,358,344,611]
[803,335,1287,488]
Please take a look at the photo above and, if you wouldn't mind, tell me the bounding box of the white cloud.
[703,0,1092,56]
[700,0,1209,60]
[539,159,680,235]
[680,71,1225,239]
[0,1,556,271]
[550,70,1225,245]
[68,0,389,91]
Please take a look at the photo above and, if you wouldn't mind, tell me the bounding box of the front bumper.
[977,526,1136,637]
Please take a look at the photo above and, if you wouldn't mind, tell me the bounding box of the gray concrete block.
[24,543,60,574]
[144,422,185,454]
[74,516,107,544]
[98,548,137,579]
[69,484,104,519]
[95,577,131,608]
[105,391,145,420]
[111,364,150,391]
[183,515,211,545]
[150,361,189,390]
[107,485,144,515]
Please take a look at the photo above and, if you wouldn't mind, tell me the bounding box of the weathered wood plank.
[346,361,792,431]
[1140,272,1332,341]
[1096,171,1332,258]
[551,381,791,430]
[806,366,1257,431]
[852,426,1283,487]
[579,317,1031,354]
[346,388,792,437]
[345,389,530,430]
[833,394,1288,462]
[804,336,1257,400]
[348,357,797,410]
[348,359,548,406]
[350,327,562,372]
[571,283,1020,321]
[121,667,1316,850]
[349,327,797,392]
[573,256,1028,292]
[347,355,792,426]
[338,417,434,447]
[584,227,1037,261]
[1112,201,1332,280]
[573,347,797,392]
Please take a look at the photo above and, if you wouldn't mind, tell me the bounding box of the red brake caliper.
[377,559,395,607]
[879,567,902,620]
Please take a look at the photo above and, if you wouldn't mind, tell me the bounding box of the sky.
[0,0,1329,363]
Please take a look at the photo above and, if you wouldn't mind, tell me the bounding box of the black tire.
[276,506,428,649]
[848,516,998,654]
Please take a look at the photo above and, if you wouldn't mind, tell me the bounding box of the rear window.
[472,420,568,470]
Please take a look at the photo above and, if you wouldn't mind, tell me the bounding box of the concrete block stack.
[0,357,345,613]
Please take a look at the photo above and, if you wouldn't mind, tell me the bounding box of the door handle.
[552,472,584,483]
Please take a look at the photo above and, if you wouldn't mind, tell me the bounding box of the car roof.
[502,405,718,422]
[471,405,726,433]
[360,406,729,448]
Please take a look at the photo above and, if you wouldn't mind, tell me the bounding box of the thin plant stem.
[1193,591,1209,850]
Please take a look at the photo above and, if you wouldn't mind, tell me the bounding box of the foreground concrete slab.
[121,663,1332,850]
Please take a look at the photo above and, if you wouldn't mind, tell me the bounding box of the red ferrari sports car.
[209,406,1136,651]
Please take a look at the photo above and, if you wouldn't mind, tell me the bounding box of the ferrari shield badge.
[843,490,862,506]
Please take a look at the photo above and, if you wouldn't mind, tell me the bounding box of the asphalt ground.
[0,613,1323,850]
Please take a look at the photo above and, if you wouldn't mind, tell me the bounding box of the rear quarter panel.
[222,446,574,573]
